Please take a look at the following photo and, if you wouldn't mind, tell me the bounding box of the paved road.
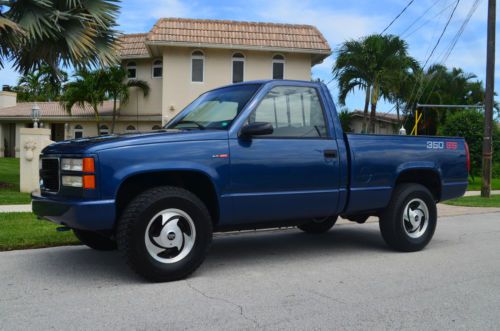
[1,213,499,330]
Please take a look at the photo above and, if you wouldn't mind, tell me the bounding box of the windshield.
[166,84,261,130]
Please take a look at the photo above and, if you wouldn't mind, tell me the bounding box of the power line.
[401,0,456,38]
[381,0,415,34]
[400,0,444,37]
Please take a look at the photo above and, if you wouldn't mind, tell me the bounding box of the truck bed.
[342,133,468,214]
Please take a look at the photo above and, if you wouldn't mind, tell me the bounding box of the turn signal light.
[83,175,96,189]
[82,157,95,173]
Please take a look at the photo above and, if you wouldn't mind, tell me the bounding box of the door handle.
[324,149,337,158]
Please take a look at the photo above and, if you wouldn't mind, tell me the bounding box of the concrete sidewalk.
[464,190,500,196]
[0,204,32,213]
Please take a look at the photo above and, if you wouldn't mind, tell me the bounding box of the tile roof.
[119,18,331,59]
[0,101,115,118]
[118,33,149,58]
[351,110,401,123]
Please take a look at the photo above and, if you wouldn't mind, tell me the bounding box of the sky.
[0,0,498,113]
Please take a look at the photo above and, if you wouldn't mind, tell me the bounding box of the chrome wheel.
[402,198,429,239]
[144,208,196,264]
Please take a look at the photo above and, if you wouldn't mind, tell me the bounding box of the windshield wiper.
[175,120,206,130]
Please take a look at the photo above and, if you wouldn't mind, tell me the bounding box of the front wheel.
[379,183,437,252]
[298,216,338,234]
[117,186,213,282]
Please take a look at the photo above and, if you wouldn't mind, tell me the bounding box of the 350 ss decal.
[427,141,458,150]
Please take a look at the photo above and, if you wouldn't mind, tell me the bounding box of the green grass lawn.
[444,195,500,208]
[0,212,79,251]
[0,158,32,205]
[467,177,500,191]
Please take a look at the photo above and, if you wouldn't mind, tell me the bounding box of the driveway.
[1,212,499,330]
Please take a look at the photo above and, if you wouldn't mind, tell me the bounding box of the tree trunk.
[111,97,117,134]
[94,105,100,136]
[362,86,371,133]
[396,101,400,124]
[369,83,379,134]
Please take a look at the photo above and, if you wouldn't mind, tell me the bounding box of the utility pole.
[482,0,496,198]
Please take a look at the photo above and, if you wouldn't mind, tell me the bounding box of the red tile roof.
[119,18,331,59]
[0,101,115,118]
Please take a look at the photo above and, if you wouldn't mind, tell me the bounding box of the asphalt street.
[1,212,499,330]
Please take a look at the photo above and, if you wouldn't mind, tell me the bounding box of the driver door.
[228,85,340,224]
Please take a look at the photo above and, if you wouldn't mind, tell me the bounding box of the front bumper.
[31,193,116,231]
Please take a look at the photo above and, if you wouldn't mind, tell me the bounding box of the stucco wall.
[120,58,163,117]
[161,47,313,124]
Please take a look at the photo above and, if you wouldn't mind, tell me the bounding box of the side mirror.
[239,122,274,138]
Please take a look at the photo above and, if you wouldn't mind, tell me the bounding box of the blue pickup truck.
[33,80,469,281]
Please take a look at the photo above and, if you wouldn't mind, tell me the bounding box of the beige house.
[0,18,330,157]
[349,110,400,134]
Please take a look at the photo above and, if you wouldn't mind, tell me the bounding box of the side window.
[127,62,136,78]
[99,124,109,135]
[74,124,83,139]
[232,53,245,83]
[272,54,285,79]
[249,86,327,138]
[152,60,162,78]
[191,50,204,82]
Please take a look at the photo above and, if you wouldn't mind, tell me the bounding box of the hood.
[41,129,228,155]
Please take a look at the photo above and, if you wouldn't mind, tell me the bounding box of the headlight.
[62,175,82,187]
[61,158,83,171]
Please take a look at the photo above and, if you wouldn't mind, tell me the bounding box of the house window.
[232,53,245,83]
[272,54,285,80]
[152,125,161,130]
[99,124,109,135]
[191,50,204,82]
[152,60,162,78]
[127,62,137,78]
[74,124,83,139]
[126,125,136,132]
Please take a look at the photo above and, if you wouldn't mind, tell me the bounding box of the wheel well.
[115,171,219,225]
[395,169,442,201]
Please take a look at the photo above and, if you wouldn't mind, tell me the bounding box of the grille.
[40,158,59,193]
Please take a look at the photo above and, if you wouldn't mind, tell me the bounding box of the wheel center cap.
[167,232,176,240]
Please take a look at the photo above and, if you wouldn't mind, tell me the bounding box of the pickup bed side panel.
[343,134,468,214]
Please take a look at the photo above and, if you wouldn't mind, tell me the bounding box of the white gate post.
[20,128,53,193]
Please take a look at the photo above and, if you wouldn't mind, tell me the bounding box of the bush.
[493,162,500,178]
[440,109,500,175]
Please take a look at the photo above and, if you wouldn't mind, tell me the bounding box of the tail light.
[464,141,470,173]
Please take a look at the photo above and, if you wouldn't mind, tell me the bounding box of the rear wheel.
[298,216,338,234]
[117,186,213,282]
[73,229,117,251]
[379,183,437,252]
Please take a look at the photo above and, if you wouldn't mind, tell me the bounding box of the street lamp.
[31,103,40,128]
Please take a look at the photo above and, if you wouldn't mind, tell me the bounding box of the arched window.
[191,50,204,82]
[126,125,136,132]
[74,124,83,139]
[127,61,137,78]
[99,125,109,135]
[232,53,245,83]
[152,125,161,130]
[272,54,285,80]
[152,60,162,78]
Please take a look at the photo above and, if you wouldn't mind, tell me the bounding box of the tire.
[298,216,338,234]
[117,186,213,282]
[73,229,117,251]
[379,183,437,252]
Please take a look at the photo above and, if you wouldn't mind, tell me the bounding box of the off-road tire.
[73,229,117,251]
[298,216,338,234]
[379,183,437,252]
[117,186,213,282]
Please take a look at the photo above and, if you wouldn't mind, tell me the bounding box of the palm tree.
[333,40,372,133]
[333,34,417,133]
[102,66,150,133]
[61,69,107,135]
[0,0,119,75]
[17,64,67,101]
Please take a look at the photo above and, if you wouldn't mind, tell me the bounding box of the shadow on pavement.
[15,224,387,283]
